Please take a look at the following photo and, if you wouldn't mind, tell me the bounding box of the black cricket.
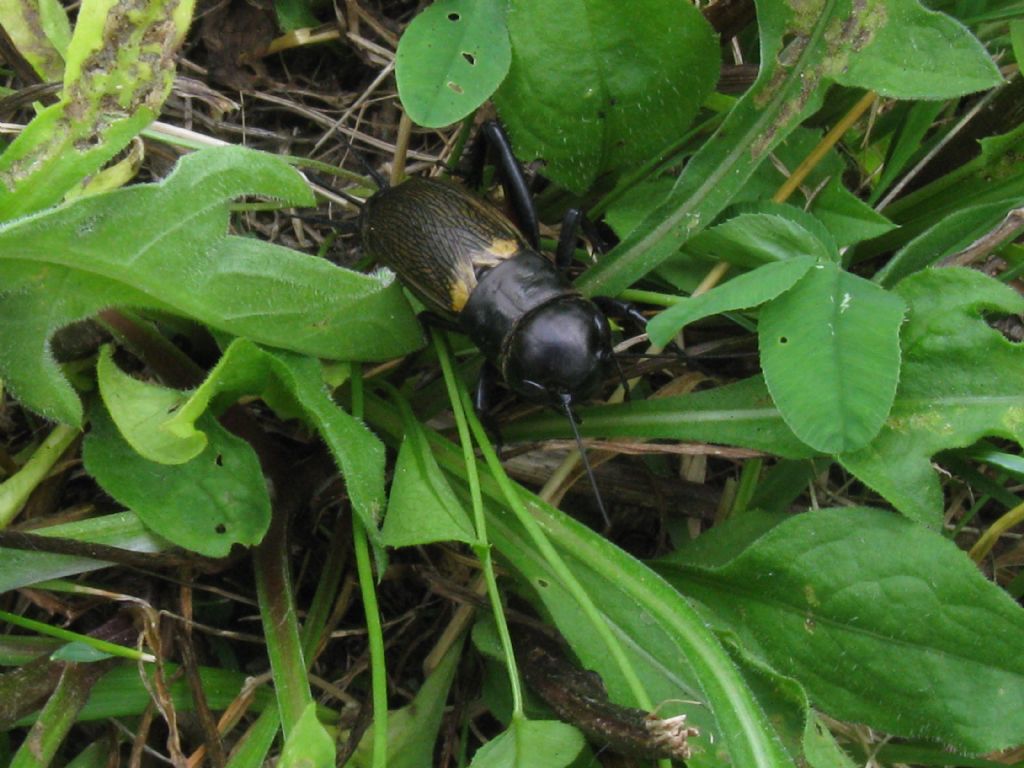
[358,122,615,414]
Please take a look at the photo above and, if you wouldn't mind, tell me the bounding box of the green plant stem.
[616,288,685,308]
[352,515,388,768]
[253,511,311,736]
[0,425,78,529]
[430,328,524,715]
[0,609,150,662]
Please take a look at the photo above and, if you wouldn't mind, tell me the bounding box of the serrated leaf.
[760,263,906,454]
[0,0,195,218]
[834,0,1003,99]
[656,507,1024,753]
[396,0,510,128]
[493,0,718,193]
[840,268,1024,525]
[647,256,815,347]
[0,146,422,425]
[82,404,270,557]
[469,718,585,768]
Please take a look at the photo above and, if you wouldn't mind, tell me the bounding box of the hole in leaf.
[779,336,789,345]
[447,12,460,21]
[447,81,464,94]
[215,523,227,534]
[462,51,476,65]
[536,578,549,589]
[214,453,224,466]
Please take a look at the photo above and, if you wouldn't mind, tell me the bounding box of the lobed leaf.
[0,146,422,425]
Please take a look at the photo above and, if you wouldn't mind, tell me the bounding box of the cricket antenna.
[559,393,610,531]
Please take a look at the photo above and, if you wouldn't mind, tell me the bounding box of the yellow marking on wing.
[449,279,472,312]
[487,238,520,258]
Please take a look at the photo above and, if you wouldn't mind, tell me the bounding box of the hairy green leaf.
[0,147,421,425]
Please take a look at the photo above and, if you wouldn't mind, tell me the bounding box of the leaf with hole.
[839,268,1024,525]
[82,404,270,558]
[759,262,906,454]
[396,0,511,128]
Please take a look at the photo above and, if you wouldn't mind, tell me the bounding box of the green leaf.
[279,702,335,768]
[759,262,906,453]
[0,0,194,218]
[0,512,167,593]
[396,0,510,128]
[49,643,115,663]
[577,0,864,296]
[493,0,718,193]
[840,268,1024,525]
[96,346,199,464]
[873,198,1023,287]
[0,146,422,425]
[834,0,1003,99]
[0,0,71,79]
[469,718,585,768]
[647,256,816,347]
[807,178,896,249]
[656,507,1024,753]
[868,101,946,205]
[160,339,389,536]
[381,401,476,547]
[504,376,817,460]
[351,636,463,768]
[688,214,837,268]
[82,404,271,557]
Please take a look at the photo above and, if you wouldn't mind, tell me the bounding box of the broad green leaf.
[49,643,114,663]
[647,256,816,347]
[493,0,718,193]
[840,268,1024,525]
[0,146,422,426]
[504,376,816,460]
[0,512,167,593]
[833,0,1002,99]
[469,718,585,768]
[0,0,71,79]
[396,0,510,128]
[82,404,270,557]
[806,178,896,249]
[351,636,463,768]
[760,262,906,454]
[656,507,1024,752]
[96,346,199,464]
[0,0,194,218]
[381,401,475,547]
[280,702,335,768]
[160,339,389,536]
